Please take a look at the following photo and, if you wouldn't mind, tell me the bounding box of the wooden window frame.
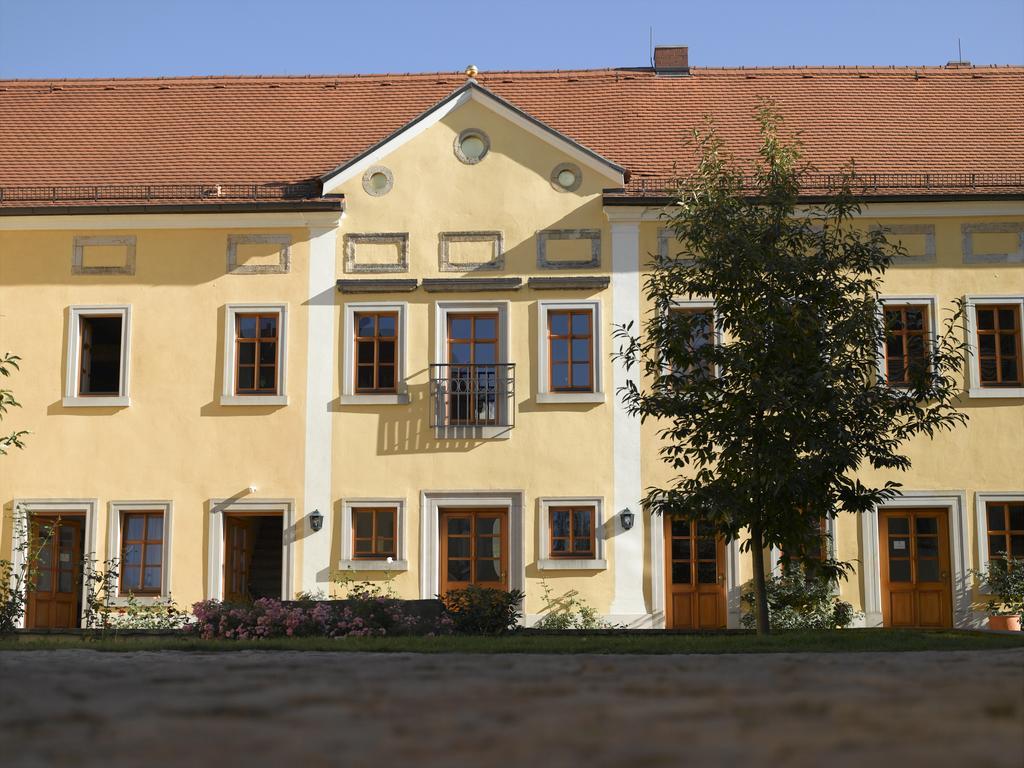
[547,309,594,393]
[985,501,1024,562]
[353,311,399,394]
[234,312,280,396]
[445,312,500,426]
[548,505,596,558]
[536,301,603,404]
[118,511,165,597]
[975,303,1023,388]
[882,303,931,387]
[351,507,398,561]
[667,305,716,379]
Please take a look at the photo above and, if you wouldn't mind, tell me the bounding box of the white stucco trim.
[432,299,513,440]
[11,498,98,629]
[862,491,974,628]
[419,490,524,600]
[536,497,607,571]
[974,492,1024,585]
[338,498,408,572]
[302,225,337,593]
[876,295,939,386]
[964,295,1024,399]
[535,300,605,404]
[220,302,289,405]
[340,300,410,404]
[608,219,646,619]
[62,304,131,407]
[106,500,174,603]
[207,498,295,601]
[0,211,342,231]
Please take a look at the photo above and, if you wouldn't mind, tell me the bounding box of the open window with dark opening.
[79,315,123,396]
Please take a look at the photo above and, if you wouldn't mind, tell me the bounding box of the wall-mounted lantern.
[620,508,635,531]
[309,509,324,533]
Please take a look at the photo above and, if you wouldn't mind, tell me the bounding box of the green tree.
[615,106,967,634]
[1,352,28,455]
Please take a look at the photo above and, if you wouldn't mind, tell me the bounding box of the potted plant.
[975,557,1024,631]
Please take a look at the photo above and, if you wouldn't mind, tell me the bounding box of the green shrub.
[974,557,1024,616]
[534,580,615,629]
[440,586,524,634]
[741,570,857,630]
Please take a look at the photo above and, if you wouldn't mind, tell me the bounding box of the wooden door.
[879,508,952,628]
[27,517,83,629]
[224,516,256,603]
[446,313,499,425]
[665,517,726,629]
[440,509,507,594]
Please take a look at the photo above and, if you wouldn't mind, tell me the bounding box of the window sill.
[537,558,607,571]
[338,559,408,572]
[340,393,410,405]
[108,594,167,606]
[536,391,605,404]
[62,395,130,408]
[219,395,288,406]
[968,387,1024,399]
[434,425,512,440]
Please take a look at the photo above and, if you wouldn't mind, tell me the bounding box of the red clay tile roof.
[1,65,1022,206]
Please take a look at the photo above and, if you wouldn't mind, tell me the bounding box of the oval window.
[557,169,577,188]
[369,172,389,192]
[460,135,486,161]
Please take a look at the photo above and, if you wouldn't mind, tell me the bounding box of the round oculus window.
[454,129,490,164]
[551,162,582,192]
[557,169,577,188]
[361,165,393,196]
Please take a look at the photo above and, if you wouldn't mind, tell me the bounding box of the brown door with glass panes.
[665,517,726,629]
[27,516,84,629]
[439,509,507,594]
[446,314,498,425]
[879,508,952,628]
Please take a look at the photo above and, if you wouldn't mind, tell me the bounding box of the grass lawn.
[1,629,1022,654]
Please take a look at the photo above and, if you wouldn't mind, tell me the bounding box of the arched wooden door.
[27,517,84,629]
[665,517,726,629]
[879,508,952,628]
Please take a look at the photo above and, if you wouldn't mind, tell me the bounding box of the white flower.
[386,556,394,564]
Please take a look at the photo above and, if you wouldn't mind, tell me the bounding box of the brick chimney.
[654,45,689,75]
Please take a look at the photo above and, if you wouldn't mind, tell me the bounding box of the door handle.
[941,572,949,581]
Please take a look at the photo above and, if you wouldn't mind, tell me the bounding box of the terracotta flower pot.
[988,614,1022,632]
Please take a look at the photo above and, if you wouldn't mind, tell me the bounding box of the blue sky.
[0,0,1021,79]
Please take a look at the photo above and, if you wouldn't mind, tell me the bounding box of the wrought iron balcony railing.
[429,363,516,430]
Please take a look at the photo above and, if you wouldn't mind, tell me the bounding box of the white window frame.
[341,302,409,405]
[536,300,604,404]
[206,497,294,600]
[221,303,289,406]
[63,304,131,407]
[107,501,173,604]
[537,497,607,570]
[964,295,1024,399]
[769,516,838,574]
[876,295,939,386]
[338,498,408,571]
[433,300,512,440]
[974,492,1024,589]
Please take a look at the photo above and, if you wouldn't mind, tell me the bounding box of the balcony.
[429,363,516,436]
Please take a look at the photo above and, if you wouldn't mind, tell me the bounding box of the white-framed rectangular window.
[341,302,409,404]
[666,298,720,378]
[965,296,1024,399]
[63,305,131,407]
[432,300,512,439]
[537,497,606,570]
[339,498,408,571]
[536,300,604,404]
[877,296,939,387]
[107,501,173,603]
[221,303,288,406]
[975,493,1024,588]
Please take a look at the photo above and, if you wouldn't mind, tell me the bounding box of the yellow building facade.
[1,57,1022,629]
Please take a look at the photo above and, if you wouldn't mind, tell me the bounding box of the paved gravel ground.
[1,649,1022,768]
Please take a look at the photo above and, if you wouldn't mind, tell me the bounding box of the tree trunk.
[749,522,771,635]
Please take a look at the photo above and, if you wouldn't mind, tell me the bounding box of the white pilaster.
[302,223,338,594]
[608,218,647,620]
